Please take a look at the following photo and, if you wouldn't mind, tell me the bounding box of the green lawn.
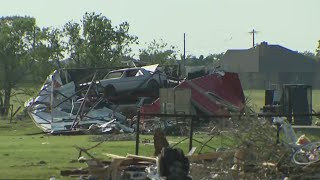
[0,119,227,179]
[0,120,145,179]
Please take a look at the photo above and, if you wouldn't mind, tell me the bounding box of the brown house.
[220,42,320,89]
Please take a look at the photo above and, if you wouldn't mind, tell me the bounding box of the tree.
[27,27,67,82]
[204,53,224,66]
[184,53,224,66]
[63,21,83,67]
[0,16,36,116]
[0,13,137,116]
[301,51,316,58]
[64,12,138,68]
[44,27,65,68]
[139,39,178,66]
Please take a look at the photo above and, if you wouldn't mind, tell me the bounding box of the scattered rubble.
[60,112,320,179]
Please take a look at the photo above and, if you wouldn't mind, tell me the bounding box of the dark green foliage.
[139,39,178,66]
[0,12,138,116]
[63,12,138,68]
[185,53,224,66]
[0,16,36,116]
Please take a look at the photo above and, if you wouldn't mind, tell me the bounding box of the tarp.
[141,72,245,116]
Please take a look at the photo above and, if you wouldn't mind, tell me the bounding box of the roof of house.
[221,42,319,73]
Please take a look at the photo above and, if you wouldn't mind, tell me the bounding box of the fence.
[134,111,320,155]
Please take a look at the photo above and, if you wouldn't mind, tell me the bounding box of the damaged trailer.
[141,71,245,116]
[25,70,127,133]
[25,64,168,134]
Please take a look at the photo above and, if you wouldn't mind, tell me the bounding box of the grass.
[1,89,320,178]
[0,119,228,179]
[0,120,141,179]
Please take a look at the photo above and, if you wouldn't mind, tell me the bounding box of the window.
[126,69,139,77]
[104,71,123,79]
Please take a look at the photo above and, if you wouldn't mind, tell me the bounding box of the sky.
[1,0,319,58]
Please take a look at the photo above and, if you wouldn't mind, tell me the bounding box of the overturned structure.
[25,70,128,133]
[141,72,245,116]
[25,66,245,134]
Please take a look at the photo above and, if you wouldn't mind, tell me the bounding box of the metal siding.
[141,73,245,115]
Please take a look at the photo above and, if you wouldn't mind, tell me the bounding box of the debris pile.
[26,67,320,179]
[61,146,191,179]
[61,110,320,179]
[25,67,246,136]
[186,111,320,179]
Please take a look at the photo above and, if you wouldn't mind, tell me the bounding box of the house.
[220,42,320,89]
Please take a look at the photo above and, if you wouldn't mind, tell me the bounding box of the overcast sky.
[1,0,319,57]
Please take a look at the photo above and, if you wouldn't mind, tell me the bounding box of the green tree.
[30,27,65,82]
[44,27,65,68]
[0,16,36,116]
[139,39,178,66]
[185,53,224,66]
[301,51,316,57]
[204,53,224,66]
[63,21,83,67]
[64,12,138,68]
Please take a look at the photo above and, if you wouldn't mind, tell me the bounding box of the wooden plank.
[126,154,157,162]
[102,153,126,159]
[187,147,197,156]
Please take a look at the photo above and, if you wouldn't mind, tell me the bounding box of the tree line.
[0,12,223,116]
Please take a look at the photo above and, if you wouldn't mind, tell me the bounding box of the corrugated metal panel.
[141,72,245,115]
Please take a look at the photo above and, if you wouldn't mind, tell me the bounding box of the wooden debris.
[126,154,157,162]
[102,153,126,159]
[187,147,197,156]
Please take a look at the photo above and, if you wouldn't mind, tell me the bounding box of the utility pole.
[249,29,259,47]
